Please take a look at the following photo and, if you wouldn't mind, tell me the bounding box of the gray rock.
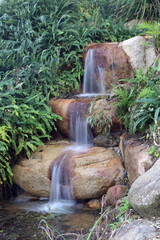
[119,36,160,74]
[93,134,119,148]
[128,158,160,217]
[108,219,159,240]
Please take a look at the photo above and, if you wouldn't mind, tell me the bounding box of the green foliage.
[0,79,61,184]
[0,0,139,95]
[112,0,160,22]
[114,59,160,135]
[0,126,13,185]
[138,21,160,50]
[87,99,112,136]
[87,207,110,240]
[109,198,132,230]
[113,85,135,129]
[148,145,160,158]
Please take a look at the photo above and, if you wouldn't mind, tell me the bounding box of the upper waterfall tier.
[83,48,105,94]
[82,42,134,93]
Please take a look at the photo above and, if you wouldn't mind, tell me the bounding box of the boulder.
[13,140,70,198]
[120,135,154,184]
[119,36,160,74]
[72,146,124,199]
[104,185,127,207]
[128,158,160,217]
[84,42,134,89]
[83,36,160,91]
[108,219,159,240]
[13,140,124,199]
[93,134,119,147]
[87,199,101,209]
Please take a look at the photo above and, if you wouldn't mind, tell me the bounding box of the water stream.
[79,48,106,98]
[42,47,107,211]
[48,102,93,211]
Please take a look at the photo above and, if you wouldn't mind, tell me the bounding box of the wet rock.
[13,141,124,199]
[50,98,91,137]
[84,42,134,88]
[120,135,154,184]
[93,134,119,147]
[87,199,101,209]
[72,147,124,199]
[128,158,160,217]
[119,36,160,74]
[108,219,159,240]
[50,98,123,138]
[13,140,71,198]
[83,36,160,91]
[104,185,127,207]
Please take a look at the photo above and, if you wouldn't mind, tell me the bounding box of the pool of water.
[0,198,99,240]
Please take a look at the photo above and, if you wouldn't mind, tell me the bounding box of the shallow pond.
[0,197,99,240]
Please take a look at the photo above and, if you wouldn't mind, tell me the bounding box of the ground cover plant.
[0,0,140,188]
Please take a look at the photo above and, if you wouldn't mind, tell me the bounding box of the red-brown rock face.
[50,98,123,138]
[83,43,134,89]
[104,185,127,207]
[120,135,154,184]
[50,98,91,137]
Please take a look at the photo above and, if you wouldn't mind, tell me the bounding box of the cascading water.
[80,48,106,97]
[49,151,75,210]
[70,103,93,148]
[48,47,109,212]
[48,101,93,211]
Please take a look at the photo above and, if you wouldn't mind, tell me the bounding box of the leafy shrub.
[0,78,61,184]
[0,126,13,185]
[138,21,160,50]
[87,98,112,136]
[114,59,160,135]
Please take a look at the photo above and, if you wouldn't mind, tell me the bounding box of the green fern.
[115,60,160,134]
[138,21,160,50]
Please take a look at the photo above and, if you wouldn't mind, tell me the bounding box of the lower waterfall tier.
[13,140,124,200]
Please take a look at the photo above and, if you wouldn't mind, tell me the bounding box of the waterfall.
[49,101,93,211]
[49,151,75,209]
[81,48,105,97]
[70,103,93,148]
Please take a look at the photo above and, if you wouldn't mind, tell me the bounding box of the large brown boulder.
[13,140,124,199]
[72,146,124,199]
[13,140,70,197]
[120,134,154,184]
[84,42,134,89]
